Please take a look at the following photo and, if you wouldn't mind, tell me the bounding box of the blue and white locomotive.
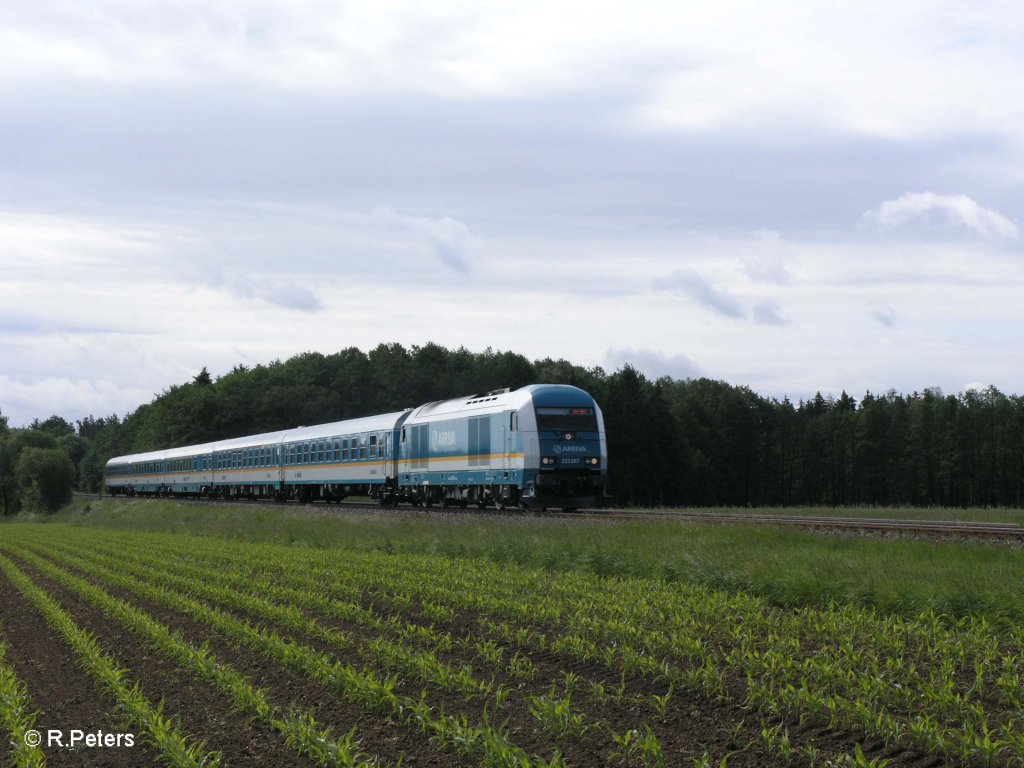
[104,384,607,510]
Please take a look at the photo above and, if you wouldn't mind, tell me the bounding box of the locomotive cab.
[520,385,608,510]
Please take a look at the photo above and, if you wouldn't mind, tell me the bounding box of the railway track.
[563,508,1024,540]
[75,492,1023,541]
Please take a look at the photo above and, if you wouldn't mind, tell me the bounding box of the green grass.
[13,498,1024,626]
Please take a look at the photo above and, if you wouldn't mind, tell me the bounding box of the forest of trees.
[2,342,1023,513]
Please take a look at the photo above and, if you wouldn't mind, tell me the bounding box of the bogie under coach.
[105,384,607,510]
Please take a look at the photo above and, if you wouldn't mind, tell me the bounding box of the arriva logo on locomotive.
[553,444,588,454]
[431,430,457,450]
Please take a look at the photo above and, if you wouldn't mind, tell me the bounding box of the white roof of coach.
[105,410,411,467]
[277,410,410,444]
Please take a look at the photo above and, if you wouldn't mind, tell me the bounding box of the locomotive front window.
[535,407,598,432]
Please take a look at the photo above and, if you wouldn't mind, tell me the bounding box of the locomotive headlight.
[589,457,599,465]
[542,457,554,465]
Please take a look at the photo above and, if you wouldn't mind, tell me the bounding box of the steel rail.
[74,493,1024,540]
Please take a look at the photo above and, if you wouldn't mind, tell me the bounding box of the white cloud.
[370,208,474,273]
[0,375,153,427]
[752,300,786,326]
[603,347,701,381]
[742,230,794,285]
[663,269,745,319]
[871,305,897,328]
[3,2,1023,152]
[862,192,1018,239]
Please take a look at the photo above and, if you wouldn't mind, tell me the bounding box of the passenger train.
[104,384,607,510]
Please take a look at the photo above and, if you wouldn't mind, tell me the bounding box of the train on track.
[104,384,608,510]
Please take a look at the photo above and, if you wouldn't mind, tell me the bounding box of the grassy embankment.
[6,497,1020,627]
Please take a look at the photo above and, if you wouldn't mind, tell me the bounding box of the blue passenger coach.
[104,384,606,510]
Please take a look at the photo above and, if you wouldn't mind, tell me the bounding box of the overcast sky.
[2,1,1023,426]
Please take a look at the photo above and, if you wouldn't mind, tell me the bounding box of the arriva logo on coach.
[430,430,457,450]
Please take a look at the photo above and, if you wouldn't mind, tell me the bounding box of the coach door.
[502,410,515,470]
[277,439,287,486]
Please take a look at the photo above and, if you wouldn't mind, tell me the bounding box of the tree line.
[3,342,1023,513]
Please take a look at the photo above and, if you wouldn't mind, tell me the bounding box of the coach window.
[360,435,367,460]
[341,438,348,461]
[319,440,325,463]
[369,435,377,459]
